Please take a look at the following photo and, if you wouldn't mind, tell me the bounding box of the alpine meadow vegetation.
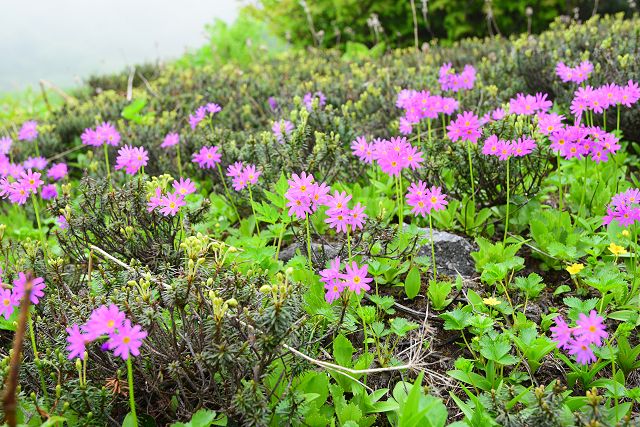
[4,11,640,427]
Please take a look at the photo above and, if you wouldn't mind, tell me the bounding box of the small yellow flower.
[483,297,501,306]
[566,263,584,275]
[608,242,627,257]
[622,230,630,237]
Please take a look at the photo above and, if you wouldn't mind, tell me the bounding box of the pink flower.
[340,262,372,295]
[272,120,294,143]
[325,208,351,233]
[83,304,126,339]
[47,163,68,181]
[66,324,89,360]
[287,172,315,199]
[243,164,261,186]
[106,319,147,360]
[161,132,180,148]
[40,184,58,200]
[57,215,68,230]
[7,182,29,205]
[18,169,43,193]
[310,182,331,209]
[115,145,149,175]
[325,191,352,211]
[351,136,370,163]
[567,338,597,365]
[349,202,367,230]
[172,178,196,196]
[537,113,565,135]
[0,288,18,320]
[511,137,536,157]
[192,146,221,169]
[147,187,163,212]
[324,282,342,304]
[0,137,12,155]
[550,316,573,349]
[96,122,121,146]
[286,192,312,219]
[12,273,46,305]
[481,135,501,156]
[320,257,342,288]
[425,186,448,212]
[447,111,482,144]
[159,192,186,217]
[18,121,38,141]
[23,156,48,170]
[226,161,244,178]
[81,128,99,146]
[575,310,608,346]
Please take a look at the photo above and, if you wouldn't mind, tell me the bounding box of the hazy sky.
[0,0,245,92]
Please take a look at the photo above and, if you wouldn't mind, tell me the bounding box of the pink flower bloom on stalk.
[161,132,180,148]
[57,215,68,230]
[325,191,352,211]
[349,202,367,230]
[81,128,99,146]
[550,316,573,349]
[310,182,331,210]
[567,339,597,365]
[439,63,476,92]
[303,91,326,111]
[18,169,43,192]
[509,93,551,115]
[320,257,343,303]
[192,146,221,169]
[325,208,351,233]
[66,324,88,360]
[12,273,46,305]
[23,156,48,170]
[272,120,294,143]
[351,136,371,163]
[226,161,244,178]
[0,137,12,155]
[189,103,220,129]
[231,164,260,191]
[537,113,565,135]
[114,145,148,175]
[286,192,312,219]
[0,288,18,320]
[18,121,38,141]
[106,319,147,360]
[556,60,593,84]
[173,178,197,196]
[575,310,608,346]
[284,171,330,220]
[602,188,640,227]
[425,186,448,212]
[511,137,536,157]
[7,182,29,205]
[40,184,58,200]
[47,163,68,181]
[96,122,121,146]
[147,187,163,212]
[159,192,186,217]
[447,111,482,144]
[406,182,448,217]
[83,304,126,339]
[341,262,372,295]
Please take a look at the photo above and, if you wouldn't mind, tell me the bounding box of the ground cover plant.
[3,12,640,427]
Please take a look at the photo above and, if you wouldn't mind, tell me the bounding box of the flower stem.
[503,157,510,243]
[126,358,138,427]
[103,144,111,182]
[248,185,260,237]
[427,118,432,144]
[429,213,437,280]
[28,311,48,398]
[216,163,241,224]
[617,104,621,133]
[466,140,476,208]
[305,214,313,271]
[557,151,563,212]
[176,145,183,177]
[275,219,288,261]
[31,194,47,259]
[396,174,404,229]
[347,227,352,263]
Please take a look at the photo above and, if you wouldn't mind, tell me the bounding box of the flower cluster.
[66,304,147,360]
[147,178,194,216]
[81,122,121,147]
[226,162,261,191]
[438,63,476,92]
[446,111,482,143]
[482,135,537,160]
[161,132,180,148]
[396,90,459,134]
[272,119,294,143]
[319,258,372,303]
[324,191,367,233]
[303,91,326,111]
[555,61,593,84]
[47,162,68,181]
[603,188,640,227]
[0,169,44,205]
[570,82,640,119]
[0,272,46,319]
[192,146,221,169]
[368,137,424,176]
[549,125,620,162]
[406,182,448,217]
[284,171,330,219]
[551,310,607,365]
[189,103,221,129]
[508,93,552,116]
[0,137,12,155]
[18,121,39,141]
[115,145,149,175]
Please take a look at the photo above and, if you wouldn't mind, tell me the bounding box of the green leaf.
[333,334,354,368]
[404,266,421,300]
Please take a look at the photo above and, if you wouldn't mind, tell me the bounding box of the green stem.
[216,163,241,224]
[31,194,47,259]
[103,144,111,182]
[603,110,607,131]
[397,174,404,228]
[305,214,313,271]
[441,114,447,139]
[248,185,260,237]
[579,157,588,216]
[503,157,510,243]
[176,145,183,177]
[427,118,432,144]
[466,139,476,209]
[275,219,288,261]
[429,213,437,281]
[557,151,563,212]
[617,104,621,133]
[29,311,49,398]
[126,358,138,427]
[347,227,352,263]
[34,140,40,157]
[356,295,369,386]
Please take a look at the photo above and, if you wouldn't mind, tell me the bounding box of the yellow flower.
[566,263,584,275]
[622,230,630,237]
[483,297,501,306]
[609,242,627,257]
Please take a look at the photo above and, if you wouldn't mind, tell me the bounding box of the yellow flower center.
[122,336,131,344]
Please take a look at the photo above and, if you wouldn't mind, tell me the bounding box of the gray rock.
[414,228,476,279]
[278,242,340,263]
